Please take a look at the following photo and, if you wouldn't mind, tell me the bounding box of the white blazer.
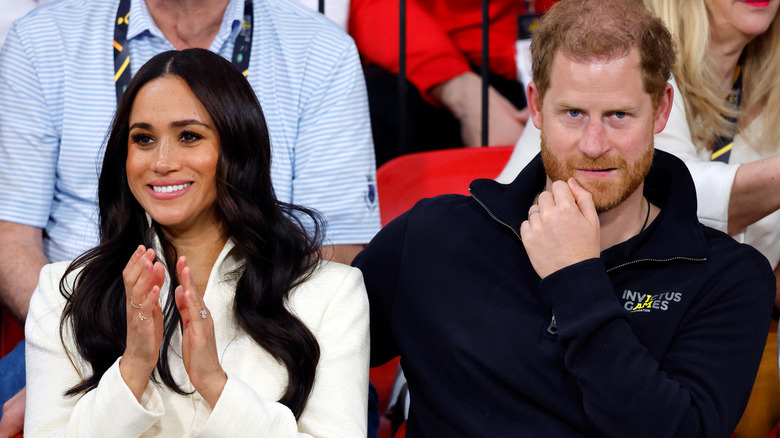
[25,239,370,437]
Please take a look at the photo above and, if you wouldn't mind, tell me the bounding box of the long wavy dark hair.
[59,49,323,418]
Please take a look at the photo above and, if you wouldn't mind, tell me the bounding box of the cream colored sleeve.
[652,77,740,234]
[195,265,370,438]
[24,262,164,438]
[496,120,542,184]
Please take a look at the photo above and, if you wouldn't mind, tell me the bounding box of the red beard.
[540,130,654,213]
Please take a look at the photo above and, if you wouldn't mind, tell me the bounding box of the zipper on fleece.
[469,188,706,338]
[606,256,706,273]
[468,188,523,241]
[470,188,563,335]
[547,313,558,335]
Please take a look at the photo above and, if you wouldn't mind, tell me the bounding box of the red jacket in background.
[349,0,524,102]
[533,0,557,13]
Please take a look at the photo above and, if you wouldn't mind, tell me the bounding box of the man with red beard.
[353,0,775,437]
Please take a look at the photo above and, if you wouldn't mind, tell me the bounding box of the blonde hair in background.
[646,0,780,154]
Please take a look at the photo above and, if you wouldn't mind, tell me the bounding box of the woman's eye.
[180,131,202,143]
[131,134,153,146]
[567,109,581,118]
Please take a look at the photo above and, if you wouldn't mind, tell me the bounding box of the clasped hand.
[432,72,528,147]
[119,246,226,407]
[520,179,600,279]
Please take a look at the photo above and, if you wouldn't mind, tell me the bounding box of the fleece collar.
[468,149,710,269]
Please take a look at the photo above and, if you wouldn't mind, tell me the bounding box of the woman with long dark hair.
[23,48,369,437]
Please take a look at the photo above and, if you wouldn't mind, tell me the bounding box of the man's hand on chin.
[520,178,600,279]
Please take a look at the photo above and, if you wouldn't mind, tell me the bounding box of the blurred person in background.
[350,0,558,165]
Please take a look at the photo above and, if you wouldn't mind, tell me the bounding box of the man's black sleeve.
[353,211,411,367]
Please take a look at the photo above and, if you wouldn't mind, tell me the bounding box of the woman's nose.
[150,141,179,173]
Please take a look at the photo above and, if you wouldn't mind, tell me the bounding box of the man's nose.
[578,119,611,158]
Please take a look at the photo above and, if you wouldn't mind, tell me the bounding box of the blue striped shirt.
[0,0,380,262]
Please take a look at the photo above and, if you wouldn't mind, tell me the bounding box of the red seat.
[376,146,514,226]
[370,356,401,438]
[371,146,514,438]
[394,421,407,438]
[1,308,24,358]
[1,309,25,438]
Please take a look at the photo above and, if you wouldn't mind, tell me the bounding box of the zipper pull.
[547,313,558,336]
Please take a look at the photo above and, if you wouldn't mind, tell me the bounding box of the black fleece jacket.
[354,150,774,438]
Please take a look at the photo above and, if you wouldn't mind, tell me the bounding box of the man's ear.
[653,83,674,134]
[527,82,543,130]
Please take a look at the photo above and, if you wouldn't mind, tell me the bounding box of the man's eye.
[614,111,627,119]
[180,131,202,143]
[567,109,581,118]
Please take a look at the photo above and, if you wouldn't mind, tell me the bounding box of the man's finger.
[537,190,555,212]
[568,178,599,224]
[550,180,576,207]
[519,219,532,246]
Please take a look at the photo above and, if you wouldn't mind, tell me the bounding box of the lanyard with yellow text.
[710,65,742,163]
[113,0,253,104]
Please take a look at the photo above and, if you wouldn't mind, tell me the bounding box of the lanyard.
[710,65,743,163]
[113,0,253,104]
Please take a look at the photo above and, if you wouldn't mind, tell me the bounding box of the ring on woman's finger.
[130,299,141,309]
[200,309,208,320]
[138,311,152,321]
[529,209,541,217]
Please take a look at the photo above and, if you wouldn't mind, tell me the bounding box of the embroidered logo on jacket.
[621,289,682,312]
[364,174,378,210]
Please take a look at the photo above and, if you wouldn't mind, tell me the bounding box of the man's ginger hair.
[531,0,675,107]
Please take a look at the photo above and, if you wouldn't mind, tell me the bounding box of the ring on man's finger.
[130,299,141,309]
[529,209,541,217]
[139,311,152,321]
[200,309,208,320]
